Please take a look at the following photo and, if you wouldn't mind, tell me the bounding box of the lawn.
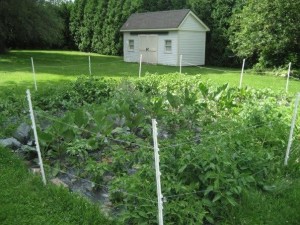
[222,179,300,225]
[1,50,299,95]
[0,147,116,225]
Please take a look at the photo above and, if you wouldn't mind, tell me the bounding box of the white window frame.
[164,40,172,53]
[128,39,134,51]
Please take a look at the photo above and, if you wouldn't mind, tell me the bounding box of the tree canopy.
[0,0,67,52]
[229,0,300,67]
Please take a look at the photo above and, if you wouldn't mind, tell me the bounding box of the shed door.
[139,35,158,64]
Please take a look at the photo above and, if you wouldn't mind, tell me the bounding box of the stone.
[103,175,113,182]
[0,138,22,150]
[158,130,169,139]
[13,123,31,144]
[51,178,68,188]
[31,167,41,174]
[20,145,36,152]
[18,145,37,160]
[27,140,35,146]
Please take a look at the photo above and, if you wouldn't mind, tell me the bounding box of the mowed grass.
[221,180,300,225]
[0,50,299,94]
[0,147,115,225]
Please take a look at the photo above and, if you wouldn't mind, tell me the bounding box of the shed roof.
[120,9,209,32]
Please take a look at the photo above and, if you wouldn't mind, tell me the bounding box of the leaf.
[38,130,53,142]
[263,185,277,192]
[212,193,222,202]
[166,89,180,109]
[204,185,214,196]
[214,90,224,101]
[214,83,228,101]
[74,109,88,128]
[178,165,187,173]
[226,196,237,206]
[62,129,75,142]
[205,215,214,224]
[199,83,209,98]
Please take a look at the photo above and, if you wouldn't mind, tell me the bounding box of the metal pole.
[26,89,46,185]
[239,58,245,89]
[152,119,164,225]
[284,93,300,165]
[139,54,142,78]
[31,57,37,91]
[286,62,292,93]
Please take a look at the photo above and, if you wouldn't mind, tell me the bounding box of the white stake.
[285,62,292,93]
[179,55,183,74]
[239,58,245,89]
[31,57,37,91]
[139,54,142,78]
[89,55,92,75]
[152,119,164,225]
[26,89,46,185]
[284,93,300,166]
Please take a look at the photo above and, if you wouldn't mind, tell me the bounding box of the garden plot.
[1,73,300,225]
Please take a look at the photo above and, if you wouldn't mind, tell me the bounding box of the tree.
[58,1,76,49]
[79,0,98,52]
[0,0,64,52]
[91,0,110,53]
[229,0,300,67]
[70,0,87,49]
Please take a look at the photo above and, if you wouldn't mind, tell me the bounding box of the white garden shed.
[120,9,210,66]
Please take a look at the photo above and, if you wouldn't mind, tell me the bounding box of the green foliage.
[229,0,300,67]
[32,76,117,111]
[0,0,66,52]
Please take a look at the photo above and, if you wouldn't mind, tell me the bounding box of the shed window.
[165,40,172,53]
[128,40,134,51]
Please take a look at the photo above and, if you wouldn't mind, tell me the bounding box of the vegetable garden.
[1,72,299,224]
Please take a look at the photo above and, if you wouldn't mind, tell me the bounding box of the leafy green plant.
[19,73,299,224]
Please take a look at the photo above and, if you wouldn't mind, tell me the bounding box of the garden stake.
[89,55,92,75]
[26,89,46,185]
[180,55,182,74]
[239,58,245,89]
[285,62,292,93]
[139,54,142,78]
[152,119,164,225]
[31,57,37,91]
[284,93,300,165]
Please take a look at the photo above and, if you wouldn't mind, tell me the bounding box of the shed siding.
[157,31,178,66]
[178,31,206,65]
[179,14,207,31]
[123,32,140,62]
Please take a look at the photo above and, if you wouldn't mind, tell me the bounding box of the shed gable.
[179,13,209,31]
